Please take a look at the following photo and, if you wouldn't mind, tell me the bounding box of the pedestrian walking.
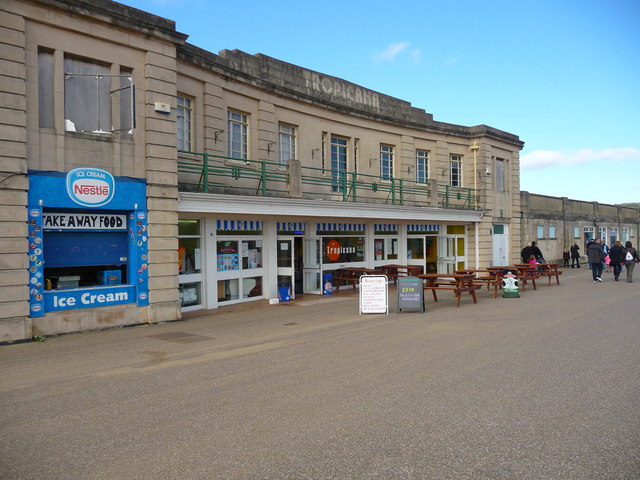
[623,241,639,283]
[608,240,625,281]
[587,238,605,282]
[562,248,570,268]
[570,242,581,268]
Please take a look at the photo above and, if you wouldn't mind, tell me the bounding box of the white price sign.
[359,275,388,314]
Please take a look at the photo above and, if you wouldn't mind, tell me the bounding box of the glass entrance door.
[303,238,321,294]
[438,236,466,273]
[277,237,295,300]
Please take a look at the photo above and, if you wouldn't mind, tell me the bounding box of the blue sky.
[121,0,640,205]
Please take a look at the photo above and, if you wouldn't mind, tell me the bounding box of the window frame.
[416,149,429,184]
[176,95,193,152]
[450,154,462,187]
[495,157,505,192]
[330,136,348,192]
[278,123,297,166]
[380,144,394,181]
[228,109,249,160]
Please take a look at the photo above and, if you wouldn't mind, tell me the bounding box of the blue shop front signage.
[27,168,149,317]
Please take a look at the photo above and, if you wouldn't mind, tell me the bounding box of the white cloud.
[372,42,411,62]
[521,148,640,169]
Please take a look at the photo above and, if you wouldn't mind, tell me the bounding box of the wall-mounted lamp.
[406,166,413,174]
[213,129,224,144]
[311,148,320,159]
[267,142,276,155]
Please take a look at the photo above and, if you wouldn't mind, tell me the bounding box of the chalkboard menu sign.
[397,276,424,313]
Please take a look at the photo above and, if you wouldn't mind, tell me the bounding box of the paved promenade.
[1,266,639,479]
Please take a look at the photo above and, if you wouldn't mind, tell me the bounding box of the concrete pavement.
[1,266,639,479]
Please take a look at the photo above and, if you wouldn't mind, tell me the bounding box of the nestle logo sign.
[66,168,115,207]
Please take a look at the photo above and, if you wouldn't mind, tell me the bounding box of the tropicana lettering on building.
[303,71,380,110]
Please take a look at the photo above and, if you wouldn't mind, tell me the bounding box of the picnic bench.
[417,273,481,307]
[333,267,381,291]
[378,264,424,284]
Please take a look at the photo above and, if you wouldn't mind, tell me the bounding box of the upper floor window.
[278,123,296,166]
[380,144,394,181]
[450,155,462,187]
[495,157,505,192]
[537,225,545,238]
[228,110,248,160]
[331,136,348,192]
[176,95,193,151]
[416,150,429,183]
[63,56,133,134]
[549,225,556,239]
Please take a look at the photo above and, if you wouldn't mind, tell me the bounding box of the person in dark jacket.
[608,240,625,281]
[521,243,533,263]
[623,241,639,283]
[586,238,605,282]
[530,241,544,263]
[570,242,581,268]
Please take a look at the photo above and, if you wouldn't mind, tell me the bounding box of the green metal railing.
[177,151,480,209]
[177,151,289,196]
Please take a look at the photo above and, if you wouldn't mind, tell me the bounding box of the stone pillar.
[144,48,181,324]
[0,8,30,342]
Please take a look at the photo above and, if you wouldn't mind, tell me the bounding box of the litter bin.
[323,273,333,295]
[278,285,291,302]
[502,269,520,298]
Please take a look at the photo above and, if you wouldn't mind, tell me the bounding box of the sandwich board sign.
[359,275,388,314]
[397,276,424,313]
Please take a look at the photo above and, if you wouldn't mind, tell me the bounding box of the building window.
[331,136,348,192]
[495,158,505,192]
[574,226,580,238]
[610,228,618,245]
[38,49,54,128]
[178,219,202,309]
[228,110,248,160]
[176,95,193,151]
[416,150,429,183]
[278,123,296,166]
[583,226,595,244]
[380,144,394,181]
[537,225,545,238]
[600,227,608,243]
[621,227,630,242]
[549,225,556,239]
[63,56,133,134]
[450,155,462,186]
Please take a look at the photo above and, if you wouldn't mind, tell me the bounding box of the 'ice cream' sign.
[66,167,115,207]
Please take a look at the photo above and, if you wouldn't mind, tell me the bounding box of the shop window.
[180,282,201,308]
[178,219,201,274]
[43,216,129,290]
[322,237,365,264]
[446,225,465,235]
[218,278,239,302]
[217,240,240,271]
[374,238,398,261]
[243,276,263,299]
[241,240,263,269]
[407,238,424,259]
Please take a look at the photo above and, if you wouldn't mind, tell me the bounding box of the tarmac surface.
[1,266,639,479]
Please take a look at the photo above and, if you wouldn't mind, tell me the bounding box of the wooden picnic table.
[378,264,424,284]
[536,263,563,286]
[417,273,481,307]
[456,269,504,299]
[333,267,382,291]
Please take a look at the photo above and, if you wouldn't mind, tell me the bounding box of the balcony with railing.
[177,151,480,210]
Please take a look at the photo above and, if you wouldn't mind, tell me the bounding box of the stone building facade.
[1,0,637,342]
